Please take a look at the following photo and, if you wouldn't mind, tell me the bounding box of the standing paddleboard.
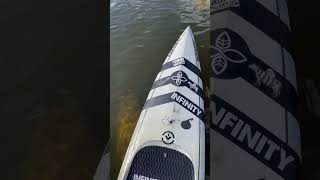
[210,0,301,180]
[118,26,205,180]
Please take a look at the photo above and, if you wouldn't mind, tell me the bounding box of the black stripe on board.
[152,70,203,97]
[211,95,301,180]
[210,0,293,54]
[144,92,204,121]
[161,57,201,77]
[210,29,298,121]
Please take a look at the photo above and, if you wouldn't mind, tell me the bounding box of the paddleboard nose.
[117,26,205,180]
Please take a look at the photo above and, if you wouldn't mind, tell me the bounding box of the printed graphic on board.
[210,96,301,179]
[153,70,202,96]
[248,64,282,98]
[211,29,251,79]
[162,131,175,144]
[211,31,247,75]
[210,29,300,119]
[171,71,188,86]
[144,92,204,120]
[181,118,193,130]
[211,29,285,99]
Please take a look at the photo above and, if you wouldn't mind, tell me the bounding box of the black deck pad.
[127,146,194,180]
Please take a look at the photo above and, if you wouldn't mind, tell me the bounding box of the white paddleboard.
[118,26,205,180]
[210,0,301,180]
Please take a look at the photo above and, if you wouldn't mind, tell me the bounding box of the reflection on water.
[196,0,210,10]
[110,0,209,178]
[110,92,141,179]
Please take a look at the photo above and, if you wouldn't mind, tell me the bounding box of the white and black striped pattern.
[210,0,301,180]
[146,26,204,113]
[211,0,293,54]
[118,26,205,180]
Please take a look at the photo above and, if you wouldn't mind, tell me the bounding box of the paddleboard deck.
[118,26,205,180]
[210,0,301,180]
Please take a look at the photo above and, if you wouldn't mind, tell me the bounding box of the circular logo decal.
[161,131,175,144]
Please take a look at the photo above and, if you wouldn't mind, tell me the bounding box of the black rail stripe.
[210,29,298,122]
[211,51,298,120]
[152,71,204,98]
[143,92,204,121]
[161,57,202,80]
[211,0,292,55]
[211,95,301,180]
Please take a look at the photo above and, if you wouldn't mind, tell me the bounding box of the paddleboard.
[118,26,205,180]
[210,0,301,180]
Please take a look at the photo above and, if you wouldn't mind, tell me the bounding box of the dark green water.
[110,0,210,179]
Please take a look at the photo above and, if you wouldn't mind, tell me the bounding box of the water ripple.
[110,0,210,128]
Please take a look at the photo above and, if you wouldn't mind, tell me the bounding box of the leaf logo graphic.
[216,32,231,50]
[211,31,248,75]
[211,53,228,75]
